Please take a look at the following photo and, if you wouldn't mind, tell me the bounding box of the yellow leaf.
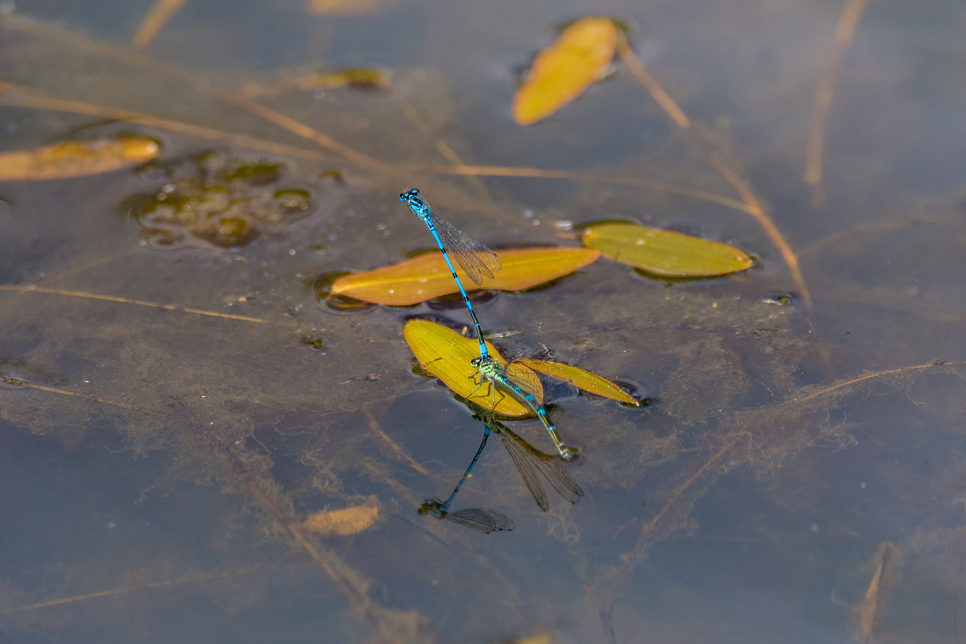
[518,359,639,406]
[404,320,537,418]
[302,506,378,536]
[306,0,384,15]
[331,247,600,306]
[582,222,754,277]
[0,137,160,181]
[513,17,617,126]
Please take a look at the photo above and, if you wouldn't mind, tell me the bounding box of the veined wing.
[496,427,549,511]
[430,214,501,286]
[503,362,545,406]
[444,508,515,533]
[495,422,583,506]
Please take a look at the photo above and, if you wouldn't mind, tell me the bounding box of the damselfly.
[400,188,501,359]
[470,355,576,460]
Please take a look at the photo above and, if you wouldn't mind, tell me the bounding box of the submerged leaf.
[242,68,390,99]
[518,359,639,405]
[0,137,160,181]
[306,0,385,15]
[582,222,754,277]
[331,247,600,306]
[854,542,898,641]
[513,17,617,126]
[403,320,535,418]
[302,506,379,536]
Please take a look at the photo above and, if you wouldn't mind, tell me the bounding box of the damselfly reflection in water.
[419,423,515,534]
[419,413,582,533]
[483,415,583,511]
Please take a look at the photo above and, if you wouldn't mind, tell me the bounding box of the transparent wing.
[496,428,549,511]
[430,214,501,286]
[445,508,515,533]
[539,376,580,404]
[495,423,583,506]
[503,362,545,405]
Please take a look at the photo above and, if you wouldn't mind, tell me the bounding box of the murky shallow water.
[2,1,966,642]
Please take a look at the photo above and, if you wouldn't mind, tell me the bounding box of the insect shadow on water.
[418,423,515,534]
[418,410,583,534]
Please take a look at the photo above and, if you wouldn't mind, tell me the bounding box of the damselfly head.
[470,357,482,367]
[399,188,419,202]
[418,499,444,518]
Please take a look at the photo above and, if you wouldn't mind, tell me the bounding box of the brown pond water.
[2,1,966,642]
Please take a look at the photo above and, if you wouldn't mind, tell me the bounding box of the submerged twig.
[159,394,407,644]
[0,285,280,324]
[4,567,238,613]
[798,211,959,258]
[856,541,895,642]
[615,34,833,378]
[0,375,162,415]
[0,82,324,160]
[399,98,490,200]
[44,250,137,283]
[1,15,758,216]
[362,406,432,476]
[804,0,870,208]
[131,0,190,50]
[598,360,966,641]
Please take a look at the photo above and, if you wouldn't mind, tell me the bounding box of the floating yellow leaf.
[582,222,754,277]
[404,320,535,418]
[518,359,639,406]
[302,506,378,536]
[331,247,600,306]
[0,137,160,181]
[513,17,617,126]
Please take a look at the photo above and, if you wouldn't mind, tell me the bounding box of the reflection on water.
[2,0,966,642]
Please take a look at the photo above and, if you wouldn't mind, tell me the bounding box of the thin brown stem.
[805,0,870,208]
[160,395,403,644]
[0,84,324,160]
[0,285,279,324]
[0,375,163,415]
[1,16,758,216]
[600,359,966,633]
[362,407,432,477]
[616,35,833,377]
[131,0,190,50]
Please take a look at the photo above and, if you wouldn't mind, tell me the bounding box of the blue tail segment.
[400,188,501,360]
[470,356,576,461]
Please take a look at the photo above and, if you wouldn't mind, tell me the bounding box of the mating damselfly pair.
[400,188,574,456]
[400,188,582,530]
